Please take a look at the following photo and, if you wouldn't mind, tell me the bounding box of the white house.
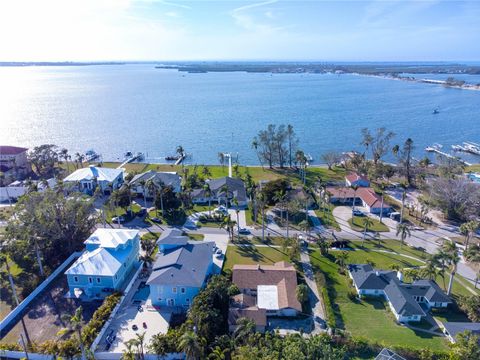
[65,229,140,300]
[63,166,124,195]
[348,264,451,323]
[0,146,30,177]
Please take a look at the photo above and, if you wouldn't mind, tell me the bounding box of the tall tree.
[60,306,87,360]
[396,222,411,248]
[361,127,395,165]
[464,244,480,288]
[399,138,415,186]
[442,240,460,296]
[28,144,59,178]
[286,124,298,168]
[178,331,203,360]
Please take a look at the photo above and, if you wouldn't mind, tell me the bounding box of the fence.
[89,261,144,353]
[0,251,82,336]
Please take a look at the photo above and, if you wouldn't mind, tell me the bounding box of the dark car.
[150,217,162,223]
[239,228,250,235]
[137,208,147,216]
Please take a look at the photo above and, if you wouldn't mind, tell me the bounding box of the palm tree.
[178,331,203,360]
[131,332,146,360]
[121,341,136,360]
[256,192,267,242]
[220,184,229,209]
[392,144,400,157]
[154,179,166,216]
[273,189,288,236]
[464,244,480,288]
[233,317,255,346]
[60,306,87,360]
[59,148,70,173]
[396,222,411,248]
[441,240,460,296]
[146,179,158,211]
[335,251,349,272]
[420,255,440,280]
[208,346,228,360]
[200,165,210,179]
[350,184,359,212]
[362,217,374,244]
[251,138,264,169]
[317,237,330,256]
[138,179,147,208]
[399,183,407,223]
[465,221,479,249]
[31,236,45,278]
[203,183,212,216]
[232,197,241,240]
[378,183,386,223]
[220,216,236,242]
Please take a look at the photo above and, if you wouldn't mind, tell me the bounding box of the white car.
[214,206,228,215]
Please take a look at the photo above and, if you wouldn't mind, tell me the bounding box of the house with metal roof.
[63,165,124,195]
[348,264,451,323]
[191,176,248,207]
[65,229,140,300]
[147,237,214,310]
[129,170,181,197]
[441,322,480,343]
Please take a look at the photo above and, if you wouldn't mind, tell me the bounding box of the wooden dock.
[117,154,143,169]
[425,147,471,166]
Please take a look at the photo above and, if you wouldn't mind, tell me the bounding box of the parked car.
[137,208,147,216]
[111,216,126,223]
[352,210,365,217]
[215,252,224,259]
[150,216,162,223]
[214,206,228,215]
[239,228,250,235]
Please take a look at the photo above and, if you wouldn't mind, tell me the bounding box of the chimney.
[397,271,403,282]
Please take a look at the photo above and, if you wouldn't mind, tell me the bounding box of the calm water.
[1,64,479,165]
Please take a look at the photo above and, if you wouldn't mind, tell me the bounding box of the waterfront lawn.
[315,206,341,231]
[223,245,293,271]
[102,162,345,185]
[309,249,448,350]
[348,216,390,232]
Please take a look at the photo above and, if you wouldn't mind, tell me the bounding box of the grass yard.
[97,162,345,185]
[350,239,428,260]
[0,206,14,221]
[105,204,142,223]
[315,206,341,231]
[223,245,293,270]
[348,216,390,232]
[232,236,285,247]
[309,248,448,350]
[187,233,205,241]
[466,164,480,172]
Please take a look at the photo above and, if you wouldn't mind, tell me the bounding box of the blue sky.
[0,0,479,61]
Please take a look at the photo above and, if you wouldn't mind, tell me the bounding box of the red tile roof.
[346,172,369,184]
[0,146,28,155]
[357,188,382,208]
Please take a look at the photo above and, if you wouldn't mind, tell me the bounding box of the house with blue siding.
[147,233,214,310]
[65,229,140,300]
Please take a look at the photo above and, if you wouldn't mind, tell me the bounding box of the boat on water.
[305,154,314,162]
[124,151,133,159]
[135,152,144,161]
[451,144,465,152]
[425,143,442,152]
[433,108,440,114]
[165,155,180,161]
[463,142,480,156]
[85,149,100,162]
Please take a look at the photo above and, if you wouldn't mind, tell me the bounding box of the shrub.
[347,290,358,302]
[321,287,336,329]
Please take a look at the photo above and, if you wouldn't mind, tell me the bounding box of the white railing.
[0,251,82,334]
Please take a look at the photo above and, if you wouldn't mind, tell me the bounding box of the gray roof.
[384,281,426,317]
[147,241,214,288]
[348,264,396,290]
[349,264,450,317]
[156,228,189,246]
[442,322,480,341]
[130,170,181,189]
[375,348,405,360]
[192,177,247,202]
[411,279,451,303]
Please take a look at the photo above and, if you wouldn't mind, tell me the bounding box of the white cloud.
[231,0,278,13]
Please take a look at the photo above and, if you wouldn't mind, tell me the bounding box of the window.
[74,276,78,282]
[172,287,177,293]
[97,277,101,283]
[186,298,190,304]
[181,287,186,294]
[88,277,93,284]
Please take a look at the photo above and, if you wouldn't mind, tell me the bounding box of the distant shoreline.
[356,73,480,91]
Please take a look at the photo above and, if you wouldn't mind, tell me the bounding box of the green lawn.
[187,233,205,241]
[315,206,340,231]
[105,203,142,223]
[232,236,285,247]
[98,162,345,185]
[350,239,428,260]
[348,216,390,232]
[223,245,293,270]
[309,248,448,350]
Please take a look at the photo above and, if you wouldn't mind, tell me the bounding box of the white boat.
[451,144,465,152]
[425,143,442,152]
